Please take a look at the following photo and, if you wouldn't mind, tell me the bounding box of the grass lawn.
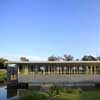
[50,90,100,100]
[18,86,100,100]
[51,93,80,100]
[79,90,100,100]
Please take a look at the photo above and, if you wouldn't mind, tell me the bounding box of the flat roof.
[5,61,100,64]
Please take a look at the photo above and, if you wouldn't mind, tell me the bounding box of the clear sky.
[0,0,100,60]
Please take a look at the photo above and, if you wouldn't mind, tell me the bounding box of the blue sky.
[0,0,100,60]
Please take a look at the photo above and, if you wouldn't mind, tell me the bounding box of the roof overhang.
[5,61,100,64]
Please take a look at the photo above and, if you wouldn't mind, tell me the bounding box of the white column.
[69,65,71,81]
[94,65,96,80]
[18,65,20,74]
[86,66,89,74]
[90,65,93,80]
[24,64,28,75]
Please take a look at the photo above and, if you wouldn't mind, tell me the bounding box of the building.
[6,61,100,87]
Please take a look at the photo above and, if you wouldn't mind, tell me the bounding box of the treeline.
[48,55,100,61]
[0,55,100,68]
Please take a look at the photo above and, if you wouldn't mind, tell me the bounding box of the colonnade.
[17,63,100,83]
[18,64,99,75]
[7,62,100,83]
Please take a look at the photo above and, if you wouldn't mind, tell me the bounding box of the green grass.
[79,91,100,100]
[50,89,100,100]
[17,86,100,100]
[50,91,100,100]
[0,70,6,82]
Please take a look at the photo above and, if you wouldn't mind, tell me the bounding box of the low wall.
[18,74,100,83]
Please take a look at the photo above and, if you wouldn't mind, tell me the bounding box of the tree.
[76,59,79,61]
[48,56,58,61]
[20,57,29,62]
[81,55,97,61]
[97,56,100,61]
[0,58,7,63]
[63,54,74,61]
[0,58,8,68]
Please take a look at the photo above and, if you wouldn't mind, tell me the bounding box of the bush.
[0,71,6,82]
[48,86,82,95]
[18,86,82,100]
[18,91,49,100]
[48,85,61,96]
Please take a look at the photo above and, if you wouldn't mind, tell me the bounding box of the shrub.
[0,71,6,82]
[48,85,61,96]
[18,91,49,100]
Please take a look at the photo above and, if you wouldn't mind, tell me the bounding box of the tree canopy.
[63,54,74,61]
[48,55,99,61]
[48,56,58,61]
[20,57,29,62]
[97,56,100,61]
[81,55,97,61]
[0,58,8,68]
[48,54,74,61]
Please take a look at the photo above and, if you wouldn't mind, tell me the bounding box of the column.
[50,64,52,75]
[90,66,93,74]
[69,65,71,81]
[85,65,89,81]
[43,65,45,75]
[33,65,35,80]
[76,65,78,74]
[73,65,75,74]
[61,65,63,75]
[86,66,89,74]
[52,64,54,75]
[65,65,67,75]
[77,66,79,74]
[49,64,51,75]
[47,65,49,75]
[22,65,25,74]
[94,65,96,80]
[64,65,67,75]
[45,65,48,75]
[90,65,93,80]
[59,64,60,75]
[55,64,57,75]
[18,65,20,74]
[94,66,96,74]
[41,66,44,75]
[54,64,56,75]
[48,64,50,75]
[24,64,28,75]
[44,65,46,75]
[57,65,59,75]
